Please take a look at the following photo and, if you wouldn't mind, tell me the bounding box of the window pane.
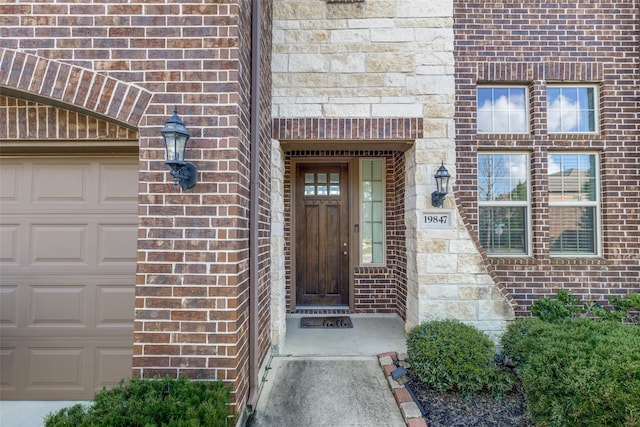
[478,154,528,202]
[510,111,527,133]
[304,171,340,197]
[547,86,597,133]
[477,110,492,133]
[478,152,530,256]
[373,222,384,243]
[549,207,596,254]
[548,154,596,202]
[361,159,385,264]
[372,202,383,221]
[362,181,372,202]
[478,207,527,254]
[362,161,372,180]
[362,202,372,221]
[477,87,528,133]
[548,153,598,255]
[372,243,384,264]
[372,182,383,200]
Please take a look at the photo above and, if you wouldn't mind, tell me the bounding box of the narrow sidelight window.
[361,159,385,264]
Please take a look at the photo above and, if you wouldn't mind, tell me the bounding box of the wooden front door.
[295,163,349,306]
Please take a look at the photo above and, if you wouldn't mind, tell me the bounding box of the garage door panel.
[2,276,135,334]
[28,347,86,390]
[98,224,138,265]
[30,285,88,327]
[0,162,22,204]
[5,215,137,271]
[0,347,17,390]
[1,338,133,399]
[96,285,136,327]
[99,163,139,204]
[0,286,18,326]
[30,224,88,264]
[0,156,137,399]
[95,347,134,391]
[32,163,91,204]
[0,224,19,263]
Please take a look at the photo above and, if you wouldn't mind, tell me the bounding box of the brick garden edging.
[378,352,428,427]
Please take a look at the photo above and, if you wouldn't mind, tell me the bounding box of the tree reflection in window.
[478,153,529,255]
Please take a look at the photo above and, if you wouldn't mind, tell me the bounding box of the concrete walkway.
[250,315,408,427]
[0,401,90,427]
[280,315,407,357]
[251,357,405,427]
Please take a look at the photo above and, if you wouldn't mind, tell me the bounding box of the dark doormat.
[300,316,353,328]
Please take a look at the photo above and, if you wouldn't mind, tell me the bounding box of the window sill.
[487,256,537,265]
[355,265,390,274]
[550,256,607,265]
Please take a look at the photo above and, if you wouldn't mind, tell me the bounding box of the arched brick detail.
[0,48,151,127]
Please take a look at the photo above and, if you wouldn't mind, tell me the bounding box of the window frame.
[359,158,386,266]
[477,152,532,257]
[546,84,599,134]
[476,85,530,134]
[548,152,601,257]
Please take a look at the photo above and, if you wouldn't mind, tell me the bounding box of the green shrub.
[531,290,640,323]
[501,318,640,427]
[406,319,513,396]
[609,293,640,323]
[530,289,582,321]
[44,376,233,427]
[500,318,544,367]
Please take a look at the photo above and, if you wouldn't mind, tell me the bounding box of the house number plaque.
[419,210,453,229]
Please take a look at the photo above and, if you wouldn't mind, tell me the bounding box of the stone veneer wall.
[453,1,640,316]
[272,0,515,339]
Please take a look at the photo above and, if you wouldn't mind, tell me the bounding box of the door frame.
[290,157,359,311]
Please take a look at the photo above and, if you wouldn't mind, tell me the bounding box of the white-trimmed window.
[360,159,385,265]
[477,86,529,133]
[547,85,598,133]
[478,153,530,255]
[548,153,600,256]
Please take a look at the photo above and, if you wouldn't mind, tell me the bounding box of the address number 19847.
[419,211,453,229]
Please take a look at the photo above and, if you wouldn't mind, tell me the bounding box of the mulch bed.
[405,370,533,427]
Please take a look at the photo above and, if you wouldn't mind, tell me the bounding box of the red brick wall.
[256,0,274,398]
[453,1,640,315]
[283,150,407,317]
[275,118,420,317]
[1,0,273,411]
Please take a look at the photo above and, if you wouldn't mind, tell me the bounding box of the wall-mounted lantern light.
[161,107,197,190]
[431,162,450,208]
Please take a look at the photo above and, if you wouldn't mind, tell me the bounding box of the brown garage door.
[0,156,138,400]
